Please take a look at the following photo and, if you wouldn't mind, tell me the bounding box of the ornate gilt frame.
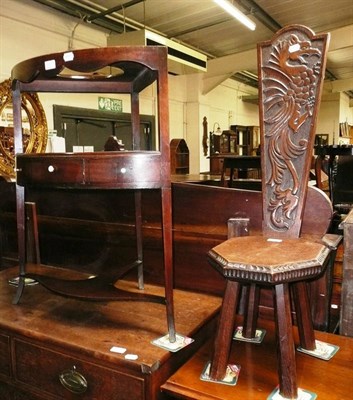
[0,79,48,178]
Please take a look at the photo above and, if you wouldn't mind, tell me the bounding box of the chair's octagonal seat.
[208,236,330,284]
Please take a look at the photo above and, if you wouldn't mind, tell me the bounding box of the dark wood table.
[219,155,261,187]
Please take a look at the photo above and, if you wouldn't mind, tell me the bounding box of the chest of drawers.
[0,267,221,399]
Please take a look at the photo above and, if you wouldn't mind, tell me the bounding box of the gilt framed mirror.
[0,79,48,179]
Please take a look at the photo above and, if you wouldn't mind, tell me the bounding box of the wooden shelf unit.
[170,139,189,174]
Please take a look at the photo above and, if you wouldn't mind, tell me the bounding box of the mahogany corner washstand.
[11,46,176,343]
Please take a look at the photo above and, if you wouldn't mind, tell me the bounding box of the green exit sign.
[98,97,122,112]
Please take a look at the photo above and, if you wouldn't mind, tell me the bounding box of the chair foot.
[268,386,317,400]
[200,361,240,386]
[297,340,339,360]
[233,325,266,343]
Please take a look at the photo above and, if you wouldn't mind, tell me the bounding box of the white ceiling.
[33,0,353,97]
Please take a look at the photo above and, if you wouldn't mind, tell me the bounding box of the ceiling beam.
[86,0,144,22]
[327,24,353,51]
[325,78,353,93]
[202,48,257,94]
[202,24,353,95]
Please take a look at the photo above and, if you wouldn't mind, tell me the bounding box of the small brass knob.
[59,365,88,394]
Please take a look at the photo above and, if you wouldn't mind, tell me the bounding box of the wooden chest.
[0,267,221,399]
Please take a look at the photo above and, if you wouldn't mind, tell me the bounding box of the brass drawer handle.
[59,365,88,394]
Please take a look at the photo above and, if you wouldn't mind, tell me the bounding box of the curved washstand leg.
[151,187,181,351]
[134,191,144,290]
[162,187,176,343]
[12,201,41,304]
[12,186,27,304]
[12,275,25,305]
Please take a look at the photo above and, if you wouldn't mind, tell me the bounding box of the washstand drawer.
[86,153,162,188]
[16,157,84,186]
[16,152,163,188]
[13,339,144,400]
[0,334,11,378]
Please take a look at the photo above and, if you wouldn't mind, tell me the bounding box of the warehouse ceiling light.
[214,0,256,31]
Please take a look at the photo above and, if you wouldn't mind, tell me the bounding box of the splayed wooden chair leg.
[274,283,298,399]
[242,283,260,339]
[209,280,241,381]
[292,281,316,351]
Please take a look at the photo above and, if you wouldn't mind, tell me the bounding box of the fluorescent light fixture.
[214,0,256,31]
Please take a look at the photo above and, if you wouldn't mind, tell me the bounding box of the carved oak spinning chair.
[206,25,334,399]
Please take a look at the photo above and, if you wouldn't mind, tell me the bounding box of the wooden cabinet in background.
[209,125,260,174]
[170,139,189,174]
[230,125,260,156]
[209,130,237,174]
[210,130,237,155]
[209,155,224,175]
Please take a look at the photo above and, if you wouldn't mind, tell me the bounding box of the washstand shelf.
[11,46,177,345]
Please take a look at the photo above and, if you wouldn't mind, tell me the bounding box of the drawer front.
[87,154,162,187]
[16,153,164,188]
[16,158,84,186]
[0,334,11,378]
[14,339,144,400]
[14,389,44,400]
